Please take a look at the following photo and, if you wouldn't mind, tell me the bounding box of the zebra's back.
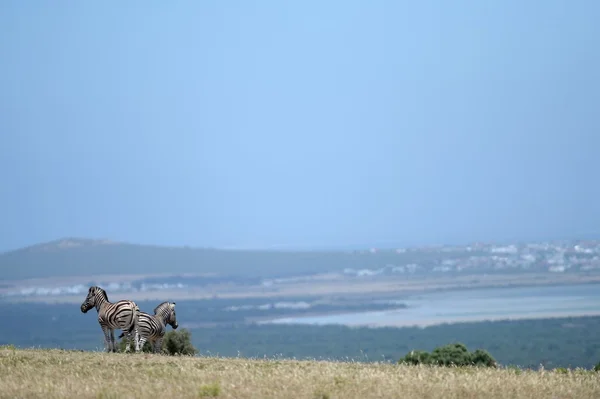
[119,311,164,341]
[98,300,138,330]
[138,311,165,340]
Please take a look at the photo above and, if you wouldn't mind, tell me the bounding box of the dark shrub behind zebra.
[80,286,141,353]
[118,301,178,354]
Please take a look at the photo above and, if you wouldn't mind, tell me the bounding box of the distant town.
[2,238,599,301]
[341,240,600,277]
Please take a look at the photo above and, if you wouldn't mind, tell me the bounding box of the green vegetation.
[163,329,197,356]
[117,328,198,355]
[398,343,497,367]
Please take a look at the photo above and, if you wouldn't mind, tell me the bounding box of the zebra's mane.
[93,286,109,302]
[153,301,171,314]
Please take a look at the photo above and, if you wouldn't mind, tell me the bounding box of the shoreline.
[258,282,600,329]
[3,273,600,304]
[261,310,600,329]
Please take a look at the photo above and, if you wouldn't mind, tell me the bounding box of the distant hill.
[0,238,458,280]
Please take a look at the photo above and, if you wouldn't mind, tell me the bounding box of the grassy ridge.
[1,348,599,399]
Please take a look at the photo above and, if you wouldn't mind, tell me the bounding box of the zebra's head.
[168,302,178,329]
[166,302,179,330]
[155,301,178,329]
[80,286,105,313]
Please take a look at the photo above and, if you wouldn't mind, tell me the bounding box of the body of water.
[263,283,600,328]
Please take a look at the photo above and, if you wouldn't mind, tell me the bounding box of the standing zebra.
[80,286,141,353]
[118,301,178,354]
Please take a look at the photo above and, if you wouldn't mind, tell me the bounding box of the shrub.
[430,342,471,366]
[118,328,197,356]
[398,342,497,368]
[471,349,498,368]
[163,329,198,356]
[400,350,431,365]
[594,362,600,372]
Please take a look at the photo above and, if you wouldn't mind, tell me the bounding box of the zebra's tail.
[132,303,141,351]
[118,303,140,340]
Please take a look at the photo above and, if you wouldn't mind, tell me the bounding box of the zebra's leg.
[131,332,137,353]
[132,305,141,353]
[109,329,116,353]
[124,331,132,353]
[153,337,163,354]
[128,331,139,353]
[101,325,112,353]
[134,327,140,353]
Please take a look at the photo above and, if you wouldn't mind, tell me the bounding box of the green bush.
[163,329,197,356]
[430,342,471,366]
[399,350,431,365]
[471,349,498,368]
[398,343,497,368]
[594,362,600,372]
[117,328,197,356]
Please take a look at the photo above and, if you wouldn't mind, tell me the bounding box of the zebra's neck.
[155,307,170,325]
[94,293,109,312]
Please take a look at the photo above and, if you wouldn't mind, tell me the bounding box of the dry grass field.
[1,348,599,399]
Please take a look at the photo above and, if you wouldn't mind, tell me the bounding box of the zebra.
[80,286,141,353]
[118,301,178,354]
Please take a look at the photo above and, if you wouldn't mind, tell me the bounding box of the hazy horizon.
[2,1,599,253]
[4,232,600,254]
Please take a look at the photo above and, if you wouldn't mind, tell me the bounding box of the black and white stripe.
[80,286,141,353]
[119,301,178,353]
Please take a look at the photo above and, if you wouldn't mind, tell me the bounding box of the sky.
[1,1,599,252]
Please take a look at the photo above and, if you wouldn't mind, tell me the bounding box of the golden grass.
[1,348,598,399]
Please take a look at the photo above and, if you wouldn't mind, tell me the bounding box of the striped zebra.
[80,286,141,353]
[118,301,178,353]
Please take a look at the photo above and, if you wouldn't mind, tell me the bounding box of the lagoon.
[263,283,600,328]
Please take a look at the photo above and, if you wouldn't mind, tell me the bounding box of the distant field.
[1,348,598,399]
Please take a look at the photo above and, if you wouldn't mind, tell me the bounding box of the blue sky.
[1,1,599,252]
